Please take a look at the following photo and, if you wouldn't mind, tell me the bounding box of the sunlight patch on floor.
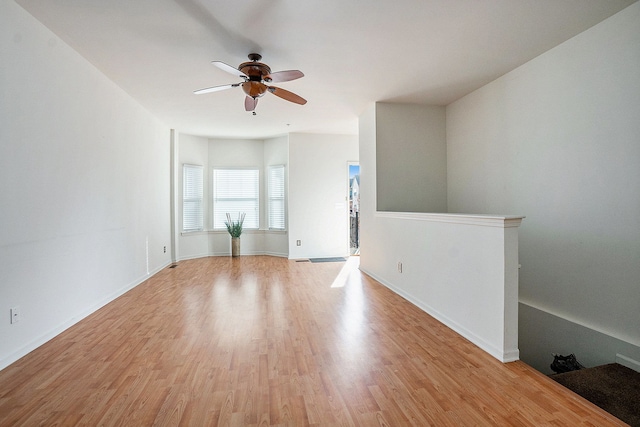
[330,256,360,288]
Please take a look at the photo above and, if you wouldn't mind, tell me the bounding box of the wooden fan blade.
[264,70,304,83]
[212,61,248,79]
[194,83,240,95]
[245,96,258,111]
[268,86,307,105]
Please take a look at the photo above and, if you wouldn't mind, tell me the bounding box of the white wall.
[359,105,522,362]
[177,133,210,260]
[376,103,447,212]
[446,3,640,372]
[358,104,377,261]
[177,135,291,259]
[0,1,171,369]
[208,139,266,256]
[287,133,359,259]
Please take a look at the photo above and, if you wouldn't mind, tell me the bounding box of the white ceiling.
[15,0,637,139]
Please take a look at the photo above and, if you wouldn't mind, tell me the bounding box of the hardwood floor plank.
[0,256,628,426]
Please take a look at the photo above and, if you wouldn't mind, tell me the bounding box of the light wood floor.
[0,256,627,426]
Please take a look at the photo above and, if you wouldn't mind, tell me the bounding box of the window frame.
[182,164,204,233]
[212,167,260,230]
[267,165,286,231]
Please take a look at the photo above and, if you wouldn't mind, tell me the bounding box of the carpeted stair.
[551,363,640,426]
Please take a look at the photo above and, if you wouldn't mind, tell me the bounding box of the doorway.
[348,163,360,255]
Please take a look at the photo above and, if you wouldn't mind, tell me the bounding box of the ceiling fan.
[194,53,307,113]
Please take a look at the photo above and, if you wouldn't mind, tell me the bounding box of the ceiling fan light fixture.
[195,53,307,112]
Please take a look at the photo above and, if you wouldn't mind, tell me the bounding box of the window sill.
[181,229,287,236]
[181,230,207,236]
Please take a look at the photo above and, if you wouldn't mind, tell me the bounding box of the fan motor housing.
[239,58,271,98]
[239,61,271,80]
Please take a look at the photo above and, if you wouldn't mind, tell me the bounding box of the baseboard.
[178,252,290,261]
[519,302,640,374]
[263,251,288,258]
[616,354,640,373]
[177,253,211,261]
[0,261,171,371]
[360,267,518,363]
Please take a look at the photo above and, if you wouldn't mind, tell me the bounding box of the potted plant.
[225,212,245,257]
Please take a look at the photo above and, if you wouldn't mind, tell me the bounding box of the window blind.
[183,164,204,232]
[268,165,285,230]
[213,168,259,229]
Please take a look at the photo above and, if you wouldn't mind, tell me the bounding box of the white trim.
[375,211,525,228]
[267,164,286,231]
[170,129,179,264]
[177,253,211,261]
[347,161,360,253]
[616,354,640,373]
[520,299,640,347]
[182,163,204,232]
[180,230,208,236]
[361,267,519,363]
[179,252,289,260]
[0,261,172,371]
[181,229,286,236]
[212,167,260,230]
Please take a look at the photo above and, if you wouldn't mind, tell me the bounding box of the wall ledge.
[181,229,288,236]
[520,299,640,348]
[375,211,525,228]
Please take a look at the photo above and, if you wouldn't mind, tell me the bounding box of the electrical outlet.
[296,240,301,246]
[10,307,20,324]
[397,262,403,273]
[163,246,167,253]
